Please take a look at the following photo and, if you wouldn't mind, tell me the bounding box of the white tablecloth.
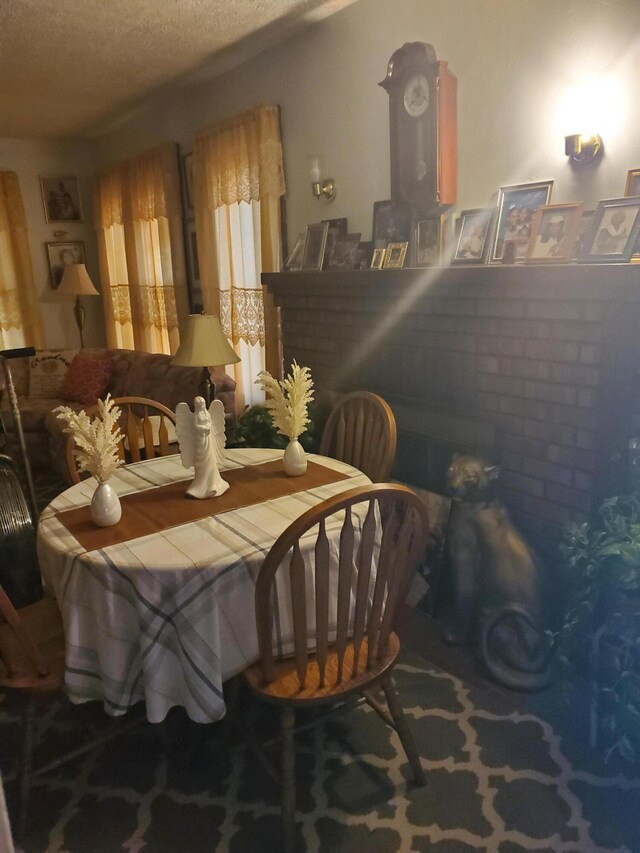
[37,449,371,723]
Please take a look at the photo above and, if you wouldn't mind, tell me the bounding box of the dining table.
[37,448,372,724]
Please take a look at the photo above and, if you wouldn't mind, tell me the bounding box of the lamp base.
[73,296,86,348]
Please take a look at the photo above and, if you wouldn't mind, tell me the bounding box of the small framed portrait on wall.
[579,197,640,263]
[452,208,494,265]
[46,240,85,289]
[40,176,83,223]
[491,180,553,262]
[525,203,583,264]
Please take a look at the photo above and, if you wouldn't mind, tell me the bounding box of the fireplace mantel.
[263,264,640,562]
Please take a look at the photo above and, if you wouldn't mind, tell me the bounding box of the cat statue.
[441,454,554,691]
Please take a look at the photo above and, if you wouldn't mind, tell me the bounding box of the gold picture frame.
[382,241,408,269]
[370,248,386,269]
[525,203,583,264]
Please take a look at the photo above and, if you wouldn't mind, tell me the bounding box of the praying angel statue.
[175,397,228,499]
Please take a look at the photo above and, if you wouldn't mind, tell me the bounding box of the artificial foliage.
[559,494,640,764]
[55,394,124,483]
[255,361,314,442]
[230,404,316,451]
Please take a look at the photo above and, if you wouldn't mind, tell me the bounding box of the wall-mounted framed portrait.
[40,176,83,223]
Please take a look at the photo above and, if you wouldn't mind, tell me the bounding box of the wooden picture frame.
[46,240,86,289]
[184,220,202,312]
[491,180,554,263]
[452,208,494,265]
[624,169,640,198]
[371,248,386,269]
[382,241,408,269]
[415,216,446,267]
[182,153,194,211]
[325,232,361,271]
[40,176,83,223]
[300,222,329,271]
[285,233,305,271]
[372,199,412,250]
[525,203,583,264]
[578,196,640,264]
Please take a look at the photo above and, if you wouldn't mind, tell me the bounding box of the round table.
[37,448,371,723]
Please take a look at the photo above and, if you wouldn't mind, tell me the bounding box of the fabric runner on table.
[55,458,350,551]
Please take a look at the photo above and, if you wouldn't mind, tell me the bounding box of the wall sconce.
[310,157,336,201]
[564,133,603,165]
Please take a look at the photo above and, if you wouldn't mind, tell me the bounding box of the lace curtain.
[194,104,285,410]
[0,172,43,349]
[94,144,189,354]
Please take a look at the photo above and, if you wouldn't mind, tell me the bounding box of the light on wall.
[564,133,603,165]
[309,157,336,202]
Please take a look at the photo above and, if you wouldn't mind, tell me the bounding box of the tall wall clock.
[379,42,457,218]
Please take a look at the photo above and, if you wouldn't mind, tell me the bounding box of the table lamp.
[172,313,240,405]
[57,263,100,348]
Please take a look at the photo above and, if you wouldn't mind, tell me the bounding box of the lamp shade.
[57,264,99,297]
[172,314,240,367]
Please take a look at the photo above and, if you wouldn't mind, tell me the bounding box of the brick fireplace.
[264,265,640,568]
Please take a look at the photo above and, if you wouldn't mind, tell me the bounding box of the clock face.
[403,73,430,117]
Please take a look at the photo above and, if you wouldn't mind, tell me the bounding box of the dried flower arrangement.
[54,394,124,483]
[255,361,314,442]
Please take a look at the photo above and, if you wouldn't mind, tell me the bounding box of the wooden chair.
[319,391,397,481]
[65,396,177,484]
[243,483,430,853]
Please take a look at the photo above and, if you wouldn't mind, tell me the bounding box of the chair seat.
[0,595,65,692]
[244,632,400,707]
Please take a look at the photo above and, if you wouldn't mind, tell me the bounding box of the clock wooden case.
[379,42,457,219]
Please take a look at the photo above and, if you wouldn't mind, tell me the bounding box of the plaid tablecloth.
[37,449,371,723]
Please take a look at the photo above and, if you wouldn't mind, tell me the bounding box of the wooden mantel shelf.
[263,264,640,302]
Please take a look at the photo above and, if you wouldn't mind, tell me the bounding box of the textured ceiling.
[0,0,356,139]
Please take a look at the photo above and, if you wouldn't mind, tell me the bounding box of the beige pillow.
[29,350,78,398]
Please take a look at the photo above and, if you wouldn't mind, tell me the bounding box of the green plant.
[559,495,640,764]
[229,404,316,451]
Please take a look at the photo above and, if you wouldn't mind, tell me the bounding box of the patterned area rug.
[2,652,639,853]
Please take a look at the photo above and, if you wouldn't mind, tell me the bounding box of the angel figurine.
[175,397,229,499]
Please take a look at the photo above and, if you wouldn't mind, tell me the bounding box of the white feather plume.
[255,361,314,441]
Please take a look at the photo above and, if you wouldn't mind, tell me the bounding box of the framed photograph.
[579,197,640,263]
[382,241,408,269]
[285,233,305,271]
[326,232,361,271]
[355,240,373,270]
[624,169,640,198]
[371,248,386,269]
[46,241,86,289]
[491,180,554,262]
[572,209,595,260]
[452,208,494,265]
[184,220,202,312]
[40,176,83,223]
[182,153,194,211]
[321,217,348,269]
[300,222,329,271]
[372,200,412,250]
[525,203,584,264]
[415,216,446,267]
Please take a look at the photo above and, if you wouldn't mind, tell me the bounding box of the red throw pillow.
[60,355,113,405]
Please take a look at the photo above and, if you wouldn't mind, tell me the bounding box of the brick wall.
[264,265,640,563]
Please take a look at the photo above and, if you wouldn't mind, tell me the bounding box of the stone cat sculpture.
[442,454,554,690]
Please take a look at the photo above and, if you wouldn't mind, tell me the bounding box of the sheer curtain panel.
[95,144,189,354]
[0,172,43,349]
[194,104,285,410]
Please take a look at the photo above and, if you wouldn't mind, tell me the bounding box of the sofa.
[0,348,236,483]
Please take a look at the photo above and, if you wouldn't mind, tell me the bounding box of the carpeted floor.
[2,651,639,853]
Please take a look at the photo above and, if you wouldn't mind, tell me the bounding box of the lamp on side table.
[57,264,99,348]
[172,313,240,406]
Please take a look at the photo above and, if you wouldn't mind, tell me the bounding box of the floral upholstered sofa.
[0,347,236,483]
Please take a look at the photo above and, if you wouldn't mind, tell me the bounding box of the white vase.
[91,480,122,527]
[283,439,307,477]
